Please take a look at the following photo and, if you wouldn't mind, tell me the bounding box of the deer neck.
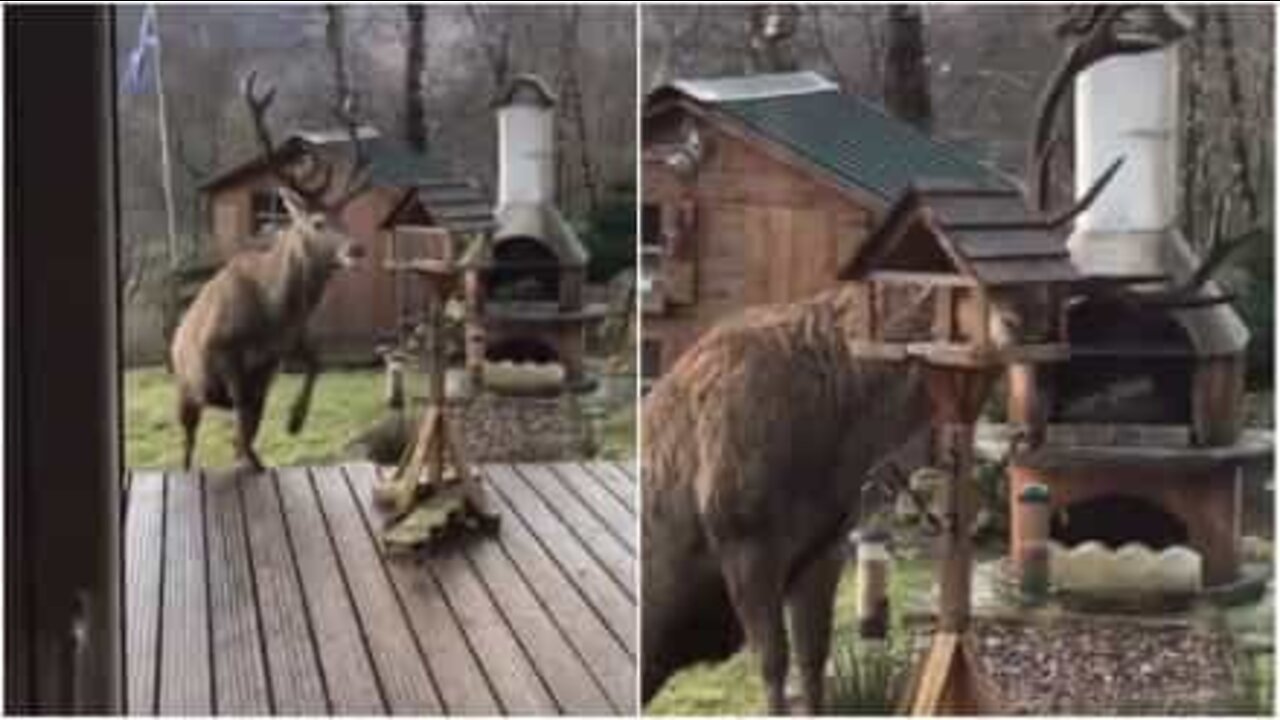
[268,229,333,322]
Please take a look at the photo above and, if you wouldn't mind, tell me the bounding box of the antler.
[243,70,372,212]
[243,71,334,208]
[327,91,373,210]
[1027,6,1190,211]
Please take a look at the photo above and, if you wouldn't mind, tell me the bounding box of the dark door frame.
[6,6,122,712]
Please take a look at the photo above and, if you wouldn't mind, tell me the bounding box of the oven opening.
[1052,494,1190,550]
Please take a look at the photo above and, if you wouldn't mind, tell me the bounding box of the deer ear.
[277,186,307,222]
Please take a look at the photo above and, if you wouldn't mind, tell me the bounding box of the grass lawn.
[125,366,390,469]
[645,553,933,715]
[125,365,637,469]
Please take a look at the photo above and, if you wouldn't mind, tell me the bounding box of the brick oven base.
[1009,461,1242,587]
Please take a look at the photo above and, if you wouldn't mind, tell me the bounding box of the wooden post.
[1016,483,1051,602]
[925,365,993,633]
[904,363,1001,715]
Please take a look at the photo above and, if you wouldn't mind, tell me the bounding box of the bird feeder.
[840,180,1079,714]
[374,236,500,550]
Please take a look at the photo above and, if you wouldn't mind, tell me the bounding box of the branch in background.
[807,6,851,92]
[464,5,512,90]
[1180,8,1207,244]
[1214,7,1260,224]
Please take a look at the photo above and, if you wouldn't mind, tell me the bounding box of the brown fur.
[641,285,931,713]
[170,188,363,471]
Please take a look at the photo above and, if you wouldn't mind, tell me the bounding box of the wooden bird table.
[900,353,1002,715]
[375,257,500,550]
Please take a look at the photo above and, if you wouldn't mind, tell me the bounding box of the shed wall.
[643,112,878,374]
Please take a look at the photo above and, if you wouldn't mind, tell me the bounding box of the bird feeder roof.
[840,181,1082,287]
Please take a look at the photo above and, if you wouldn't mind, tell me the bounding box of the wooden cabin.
[200,128,470,361]
[640,71,1009,379]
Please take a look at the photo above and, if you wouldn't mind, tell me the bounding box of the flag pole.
[151,4,179,270]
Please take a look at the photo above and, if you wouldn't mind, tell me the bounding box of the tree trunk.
[1214,7,1259,224]
[556,6,598,215]
[1181,9,1207,245]
[883,4,933,133]
[324,5,351,107]
[404,4,427,153]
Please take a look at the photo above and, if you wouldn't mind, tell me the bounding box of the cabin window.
[250,189,289,236]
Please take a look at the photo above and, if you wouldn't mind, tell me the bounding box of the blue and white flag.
[123,5,159,94]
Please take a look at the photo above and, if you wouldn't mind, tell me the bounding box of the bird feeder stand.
[839,180,1081,714]
[376,252,500,548]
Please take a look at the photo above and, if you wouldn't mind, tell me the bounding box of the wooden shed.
[200,128,468,361]
[640,71,1009,379]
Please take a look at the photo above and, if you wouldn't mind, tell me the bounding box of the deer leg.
[787,543,844,715]
[223,366,267,473]
[720,542,790,715]
[287,335,319,435]
[177,390,203,471]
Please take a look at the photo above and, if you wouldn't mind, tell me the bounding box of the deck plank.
[128,461,637,716]
[205,470,272,713]
[463,527,616,713]
[608,460,637,482]
[158,472,212,714]
[344,464,503,715]
[589,461,639,512]
[309,466,443,714]
[432,550,559,714]
[486,465,637,656]
[548,462,636,552]
[510,464,635,599]
[275,467,385,714]
[478,466,637,710]
[241,472,328,714]
[125,471,164,715]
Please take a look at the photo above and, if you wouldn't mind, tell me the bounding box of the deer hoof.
[287,408,306,435]
[237,456,266,475]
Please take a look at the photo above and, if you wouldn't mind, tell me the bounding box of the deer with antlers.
[170,72,372,472]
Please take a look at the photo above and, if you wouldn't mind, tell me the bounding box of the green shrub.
[826,635,913,715]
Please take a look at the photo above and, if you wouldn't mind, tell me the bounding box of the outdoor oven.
[461,74,602,393]
[1006,31,1267,587]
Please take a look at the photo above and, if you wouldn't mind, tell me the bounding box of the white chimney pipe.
[1073,47,1180,233]
[496,80,556,207]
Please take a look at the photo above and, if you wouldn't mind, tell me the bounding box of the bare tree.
[1214,7,1260,224]
[464,5,513,89]
[404,4,428,153]
[556,6,599,214]
[883,5,933,132]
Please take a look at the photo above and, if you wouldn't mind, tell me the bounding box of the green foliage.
[1235,226,1274,390]
[827,637,913,715]
[125,366,388,469]
[1224,648,1274,716]
[580,180,636,283]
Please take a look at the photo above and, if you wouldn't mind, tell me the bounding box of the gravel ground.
[959,616,1236,714]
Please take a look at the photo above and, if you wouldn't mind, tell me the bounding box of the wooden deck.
[124,461,637,715]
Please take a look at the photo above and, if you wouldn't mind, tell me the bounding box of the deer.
[643,9,1237,713]
[170,71,371,472]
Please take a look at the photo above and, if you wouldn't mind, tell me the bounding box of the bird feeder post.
[375,251,500,549]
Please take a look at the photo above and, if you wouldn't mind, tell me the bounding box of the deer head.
[243,70,373,265]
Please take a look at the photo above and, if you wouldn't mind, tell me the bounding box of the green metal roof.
[201,130,458,192]
[666,72,1010,202]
